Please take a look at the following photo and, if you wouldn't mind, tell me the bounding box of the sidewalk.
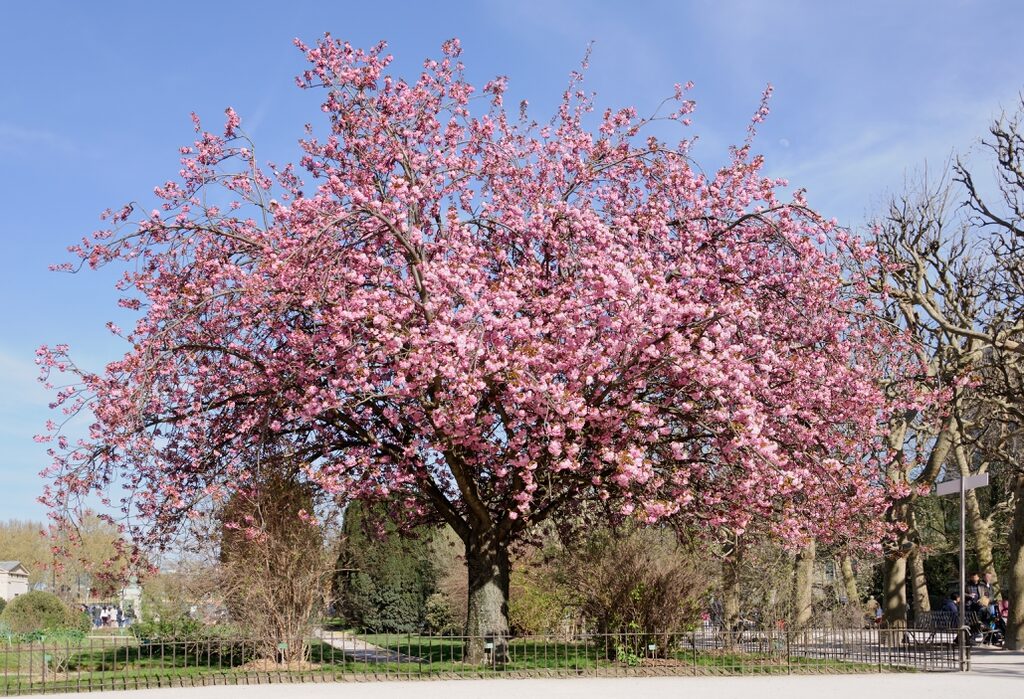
[38,657,1024,699]
[968,646,1024,679]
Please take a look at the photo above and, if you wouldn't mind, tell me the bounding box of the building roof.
[0,561,29,574]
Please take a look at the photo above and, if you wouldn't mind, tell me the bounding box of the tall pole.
[959,473,967,671]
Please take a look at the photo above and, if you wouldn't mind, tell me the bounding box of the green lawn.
[351,634,890,675]
[0,634,909,695]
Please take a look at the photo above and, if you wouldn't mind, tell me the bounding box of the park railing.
[0,624,969,695]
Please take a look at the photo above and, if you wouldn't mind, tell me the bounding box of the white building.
[0,561,30,601]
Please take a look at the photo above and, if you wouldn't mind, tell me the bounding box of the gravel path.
[314,629,423,663]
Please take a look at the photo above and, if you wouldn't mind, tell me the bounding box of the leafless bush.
[557,526,710,657]
[219,472,334,663]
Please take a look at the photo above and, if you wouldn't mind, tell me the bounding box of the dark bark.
[464,530,511,663]
[1005,472,1024,650]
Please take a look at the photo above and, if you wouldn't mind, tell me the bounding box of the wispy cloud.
[0,122,83,157]
[0,348,52,518]
[763,87,1020,226]
[0,349,47,409]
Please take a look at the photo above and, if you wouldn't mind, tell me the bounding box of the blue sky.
[1,0,1021,522]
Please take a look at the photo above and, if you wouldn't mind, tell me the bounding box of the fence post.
[691,632,697,675]
[785,630,791,675]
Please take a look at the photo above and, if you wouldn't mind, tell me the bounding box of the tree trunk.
[722,552,742,648]
[965,487,997,584]
[957,444,998,589]
[881,419,913,628]
[792,540,816,630]
[464,531,511,663]
[908,546,931,618]
[1005,472,1024,650]
[882,553,908,626]
[840,556,859,604]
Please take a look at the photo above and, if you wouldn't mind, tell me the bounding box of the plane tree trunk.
[792,540,816,630]
[1005,472,1024,650]
[908,546,931,618]
[840,556,859,604]
[882,553,908,626]
[722,550,742,648]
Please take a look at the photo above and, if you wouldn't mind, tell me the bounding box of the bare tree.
[870,175,992,624]
[869,97,1024,646]
[951,104,1024,648]
[219,469,335,663]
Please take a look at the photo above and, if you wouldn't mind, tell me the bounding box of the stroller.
[969,599,1007,647]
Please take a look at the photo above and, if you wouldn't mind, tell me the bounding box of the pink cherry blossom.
[38,36,913,636]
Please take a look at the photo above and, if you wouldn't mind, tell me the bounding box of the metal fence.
[0,626,970,695]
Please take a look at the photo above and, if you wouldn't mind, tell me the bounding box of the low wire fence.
[0,625,969,695]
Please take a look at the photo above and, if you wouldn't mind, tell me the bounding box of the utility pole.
[936,472,989,671]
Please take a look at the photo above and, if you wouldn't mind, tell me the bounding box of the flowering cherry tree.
[40,37,900,656]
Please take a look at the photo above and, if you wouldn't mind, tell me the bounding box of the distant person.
[965,572,984,611]
[978,573,996,617]
[864,597,880,627]
[942,592,960,618]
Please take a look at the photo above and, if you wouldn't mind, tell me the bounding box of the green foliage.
[130,615,207,642]
[0,598,6,616]
[509,546,568,635]
[423,592,458,635]
[37,628,87,672]
[334,502,438,633]
[614,642,642,666]
[555,525,708,656]
[126,617,253,667]
[0,591,89,634]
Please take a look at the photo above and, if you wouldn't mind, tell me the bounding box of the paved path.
[37,670,1024,699]
[315,629,422,663]
[968,646,1024,678]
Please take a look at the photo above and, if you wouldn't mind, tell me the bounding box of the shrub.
[334,502,438,632]
[0,591,88,634]
[0,598,6,616]
[38,628,87,672]
[128,616,253,667]
[556,526,710,658]
[219,471,333,663]
[130,615,206,642]
[423,593,458,635]
[509,544,570,636]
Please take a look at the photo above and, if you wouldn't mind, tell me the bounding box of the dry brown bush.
[219,471,334,662]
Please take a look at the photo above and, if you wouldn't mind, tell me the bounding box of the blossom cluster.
[38,36,906,553]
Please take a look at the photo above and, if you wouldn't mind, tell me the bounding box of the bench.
[904,610,962,646]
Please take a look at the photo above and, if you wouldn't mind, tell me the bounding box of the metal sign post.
[935,471,989,672]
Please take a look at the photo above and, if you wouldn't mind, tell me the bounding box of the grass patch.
[0,634,915,695]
